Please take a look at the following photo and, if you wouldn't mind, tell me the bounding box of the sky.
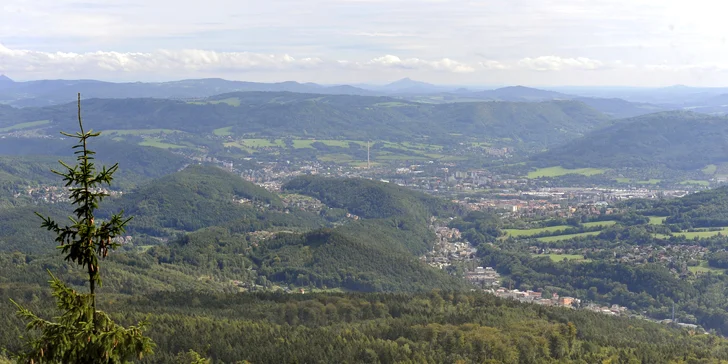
[2,0,728,86]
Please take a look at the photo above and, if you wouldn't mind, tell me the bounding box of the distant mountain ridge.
[531,110,728,170]
[0,78,379,107]
[1,92,611,149]
[0,75,671,119]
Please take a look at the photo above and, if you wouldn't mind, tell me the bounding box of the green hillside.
[625,185,728,228]
[253,228,467,291]
[0,139,187,189]
[532,111,728,171]
[7,93,609,148]
[0,289,724,363]
[102,165,282,236]
[283,175,460,222]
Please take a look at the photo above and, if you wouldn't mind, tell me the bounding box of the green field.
[318,154,355,163]
[614,178,662,185]
[210,97,241,106]
[504,225,572,237]
[703,164,718,175]
[647,216,666,225]
[139,138,186,149]
[213,126,234,136]
[527,166,606,179]
[105,129,183,136]
[292,140,315,149]
[537,232,600,242]
[582,221,617,228]
[680,180,710,186]
[0,120,51,132]
[373,101,410,107]
[238,139,286,148]
[675,227,728,239]
[688,261,724,275]
[637,179,662,185]
[534,254,591,262]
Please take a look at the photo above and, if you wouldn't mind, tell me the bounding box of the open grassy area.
[675,227,728,239]
[138,138,187,149]
[703,164,718,175]
[647,216,666,225]
[504,225,572,237]
[292,140,315,149]
[688,261,724,275]
[210,97,241,106]
[213,126,234,136]
[582,221,617,228]
[680,180,710,186]
[373,101,410,107]
[534,254,591,262]
[537,232,601,242]
[614,178,662,185]
[104,129,183,136]
[527,166,605,179]
[0,120,51,132]
[636,179,662,185]
[241,139,285,147]
[318,153,355,163]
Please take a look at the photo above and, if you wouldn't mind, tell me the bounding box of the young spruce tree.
[11,94,155,363]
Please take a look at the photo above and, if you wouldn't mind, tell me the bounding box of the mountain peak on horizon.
[387,77,432,86]
[0,74,14,83]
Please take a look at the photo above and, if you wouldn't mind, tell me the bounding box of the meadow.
[0,120,50,132]
[537,232,601,242]
[674,227,728,239]
[533,254,591,262]
[527,166,606,179]
[688,261,724,275]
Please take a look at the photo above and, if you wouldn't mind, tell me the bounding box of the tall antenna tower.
[367,141,370,169]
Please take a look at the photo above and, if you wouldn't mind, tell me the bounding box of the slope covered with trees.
[1,289,726,363]
[283,175,459,222]
[102,165,283,236]
[532,111,728,170]
[4,93,609,148]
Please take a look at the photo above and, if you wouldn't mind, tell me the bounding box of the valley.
[3,79,728,362]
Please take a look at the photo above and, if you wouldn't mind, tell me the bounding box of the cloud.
[0,45,482,77]
[363,55,475,73]
[4,44,715,86]
[517,56,606,71]
[0,45,326,75]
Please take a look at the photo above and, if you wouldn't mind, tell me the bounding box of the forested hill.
[0,138,186,188]
[624,185,728,228]
[531,111,728,171]
[101,165,284,236]
[282,175,460,222]
[3,92,609,147]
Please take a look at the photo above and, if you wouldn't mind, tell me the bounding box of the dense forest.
[0,93,609,147]
[531,111,728,171]
[4,134,728,361]
[1,288,726,363]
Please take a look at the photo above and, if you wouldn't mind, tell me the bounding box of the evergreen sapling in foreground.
[11,94,154,363]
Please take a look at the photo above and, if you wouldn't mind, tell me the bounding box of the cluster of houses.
[421,226,477,269]
[488,289,582,308]
[465,266,500,287]
[22,185,122,204]
[530,244,711,274]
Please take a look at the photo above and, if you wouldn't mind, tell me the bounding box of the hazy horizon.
[2,0,727,87]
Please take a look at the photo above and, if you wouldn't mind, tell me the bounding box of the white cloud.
[4,44,728,86]
[0,45,327,76]
[0,45,481,77]
[363,55,475,73]
[517,56,606,71]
